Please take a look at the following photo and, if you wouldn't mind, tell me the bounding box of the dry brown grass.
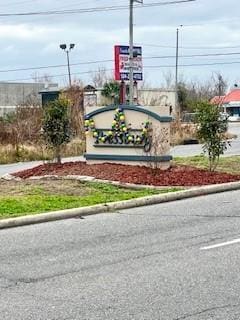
[62,85,85,139]
[0,179,91,196]
[170,120,198,145]
[224,132,237,140]
[0,107,43,146]
[62,138,85,157]
[0,144,52,164]
[0,100,85,163]
[0,137,85,164]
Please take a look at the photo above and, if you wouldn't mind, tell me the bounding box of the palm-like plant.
[101,81,120,105]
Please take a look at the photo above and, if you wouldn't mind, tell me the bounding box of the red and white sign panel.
[114,45,143,81]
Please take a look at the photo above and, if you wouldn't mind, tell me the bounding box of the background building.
[0,82,58,117]
[84,85,175,115]
[211,88,240,121]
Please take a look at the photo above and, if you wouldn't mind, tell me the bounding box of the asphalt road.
[171,139,240,157]
[1,191,240,319]
[171,122,240,157]
[0,156,84,177]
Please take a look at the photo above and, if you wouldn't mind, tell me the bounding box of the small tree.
[42,98,71,164]
[195,101,229,172]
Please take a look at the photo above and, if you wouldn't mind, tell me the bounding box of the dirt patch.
[0,179,92,196]
[13,161,240,187]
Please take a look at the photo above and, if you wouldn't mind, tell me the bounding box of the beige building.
[84,86,176,115]
[137,88,176,114]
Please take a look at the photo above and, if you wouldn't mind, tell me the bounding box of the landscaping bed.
[13,160,240,186]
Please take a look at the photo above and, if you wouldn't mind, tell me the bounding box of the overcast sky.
[0,0,239,89]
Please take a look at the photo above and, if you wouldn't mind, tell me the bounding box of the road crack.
[174,303,240,319]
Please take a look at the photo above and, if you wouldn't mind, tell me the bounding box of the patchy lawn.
[174,155,240,175]
[0,179,180,219]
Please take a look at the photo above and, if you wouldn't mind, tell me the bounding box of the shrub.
[195,101,229,172]
[42,98,71,164]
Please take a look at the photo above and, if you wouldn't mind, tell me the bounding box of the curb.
[1,180,240,230]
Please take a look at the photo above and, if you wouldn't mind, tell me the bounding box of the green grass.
[0,181,181,219]
[174,155,240,175]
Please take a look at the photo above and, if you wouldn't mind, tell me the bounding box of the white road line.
[200,238,240,250]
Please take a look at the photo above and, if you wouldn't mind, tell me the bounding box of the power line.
[1,51,240,74]
[0,0,196,17]
[144,52,240,60]
[182,17,240,27]
[4,60,240,83]
[47,0,108,11]
[4,68,114,82]
[0,0,37,7]
[138,43,240,50]
[0,59,112,73]
[145,61,240,68]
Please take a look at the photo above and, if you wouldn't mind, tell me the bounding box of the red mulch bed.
[13,161,240,186]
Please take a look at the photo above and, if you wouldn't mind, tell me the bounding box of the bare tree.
[161,70,174,89]
[211,72,228,97]
[145,125,170,170]
[91,67,113,88]
[177,73,228,112]
[19,92,40,107]
[31,72,53,84]
[0,107,43,160]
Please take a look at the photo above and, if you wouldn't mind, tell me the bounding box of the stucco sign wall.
[84,105,172,169]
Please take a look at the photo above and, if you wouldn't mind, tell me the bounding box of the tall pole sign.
[114,45,142,81]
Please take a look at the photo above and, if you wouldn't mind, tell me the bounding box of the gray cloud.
[0,0,239,86]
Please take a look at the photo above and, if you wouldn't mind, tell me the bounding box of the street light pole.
[175,25,182,117]
[60,43,75,87]
[66,50,71,87]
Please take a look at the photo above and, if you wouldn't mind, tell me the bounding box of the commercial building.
[84,85,176,115]
[0,82,58,117]
[211,88,240,121]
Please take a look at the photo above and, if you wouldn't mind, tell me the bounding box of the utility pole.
[129,0,142,105]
